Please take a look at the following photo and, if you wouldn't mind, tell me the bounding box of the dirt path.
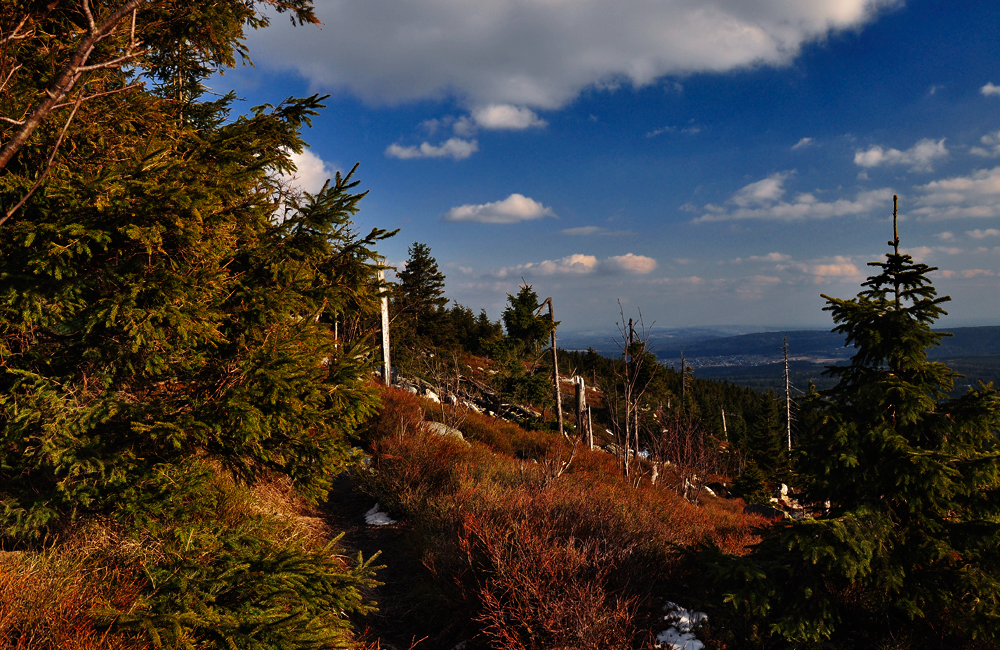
[322,473,474,650]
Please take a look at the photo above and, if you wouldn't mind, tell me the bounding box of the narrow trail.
[321,472,473,650]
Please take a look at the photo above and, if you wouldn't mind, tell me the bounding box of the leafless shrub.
[650,410,722,503]
[604,302,656,480]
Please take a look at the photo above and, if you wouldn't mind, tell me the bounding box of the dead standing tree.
[535,297,565,437]
[605,303,656,478]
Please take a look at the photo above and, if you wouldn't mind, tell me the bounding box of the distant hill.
[652,326,1000,363]
[694,356,1000,398]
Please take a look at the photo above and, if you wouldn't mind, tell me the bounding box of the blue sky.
[214,0,1000,333]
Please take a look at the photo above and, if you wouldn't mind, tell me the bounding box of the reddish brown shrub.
[357,385,769,646]
[360,386,426,443]
[0,552,150,650]
[456,494,643,650]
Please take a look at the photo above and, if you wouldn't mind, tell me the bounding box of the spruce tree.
[697,198,1000,645]
[0,2,392,646]
[502,284,554,352]
[397,242,447,318]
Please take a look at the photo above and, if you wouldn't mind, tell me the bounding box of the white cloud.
[913,166,1000,220]
[694,173,892,222]
[561,226,604,236]
[278,149,337,194]
[603,253,658,274]
[247,0,897,110]
[472,104,547,130]
[560,226,630,236]
[732,252,792,263]
[496,253,656,278]
[936,231,955,241]
[776,256,865,284]
[968,228,1000,239]
[445,193,556,224]
[970,131,1000,158]
[853,138,948,172]
[730,172,790,206]
[386,137,479,160]
[791,137,814,150]
[981,82,1000,97]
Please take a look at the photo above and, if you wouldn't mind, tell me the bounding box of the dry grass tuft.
[0,546,150,650]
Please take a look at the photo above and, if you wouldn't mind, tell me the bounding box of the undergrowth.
[356,387,768,649]
[0,464,378,650]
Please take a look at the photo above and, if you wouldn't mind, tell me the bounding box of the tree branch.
[1,95,83,226]
[0,0,152,171]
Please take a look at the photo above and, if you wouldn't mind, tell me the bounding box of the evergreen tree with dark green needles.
[0,2,393,646]
[695,196,1000,646]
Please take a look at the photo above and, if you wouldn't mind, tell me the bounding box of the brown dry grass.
[0,546,150,650]
[358,385,769,648]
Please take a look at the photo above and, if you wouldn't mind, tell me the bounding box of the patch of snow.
[365,503,397,526]
[657,601,707,650]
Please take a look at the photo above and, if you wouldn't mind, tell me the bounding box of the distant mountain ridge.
[561,326,1000,365]
[653,326,1000,362]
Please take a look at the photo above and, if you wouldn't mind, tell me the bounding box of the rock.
[424,421,470,446]
[424,389,440,403]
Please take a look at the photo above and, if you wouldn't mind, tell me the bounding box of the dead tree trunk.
[575,376,589,443]
[536,297,564,437]
[378,269,391,385]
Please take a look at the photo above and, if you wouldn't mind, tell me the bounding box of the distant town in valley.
[562,325,1000,396]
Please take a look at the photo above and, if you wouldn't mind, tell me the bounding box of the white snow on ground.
[656,601,708,650]
[364,503,397,526]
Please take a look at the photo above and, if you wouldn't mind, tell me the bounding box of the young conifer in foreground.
[694,197,1000,645]
[0,2,391,646]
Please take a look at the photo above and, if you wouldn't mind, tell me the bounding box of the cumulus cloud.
[970,131,1000,157]
[603,253,658,274]
[791,137,814,150]
[246,0,896,110]
[496,253,656,278]
[968,228,1000,239]
[694,173,892,222]
[730,172,790,206]
[472,104,547,130]
[278,149,337,194]
[853,138,948,172]
[981,82,1000,97]
[445,193,556,224]
[386,138,479,160]
[912,166,1000,220]
[777,256,865,284]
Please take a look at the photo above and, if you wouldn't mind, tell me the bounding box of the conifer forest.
[1,2,999,649]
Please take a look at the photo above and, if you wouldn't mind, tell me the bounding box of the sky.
[212,0,1000,334]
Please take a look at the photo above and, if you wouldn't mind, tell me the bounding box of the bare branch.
[0,15,32,46]
[50,81,142,109]
[0,117,25,126]
[0,0,152,172]
[1,95,84,226]
[82,0,97,31]
[74,47,142,72]
[0,63,23,95]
